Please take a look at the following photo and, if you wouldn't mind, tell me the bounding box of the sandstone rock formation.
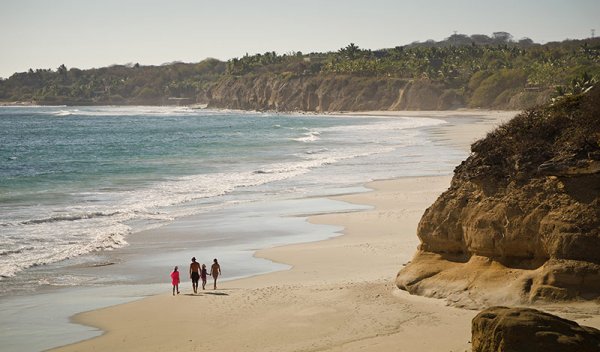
[397,86,600,306]
[471,307,600,352]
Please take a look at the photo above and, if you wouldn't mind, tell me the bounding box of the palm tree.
[339,43,360,60]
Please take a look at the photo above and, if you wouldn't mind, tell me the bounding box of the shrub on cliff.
[459,84,600,184]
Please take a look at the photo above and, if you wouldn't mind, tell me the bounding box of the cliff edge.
[396,86,600,307]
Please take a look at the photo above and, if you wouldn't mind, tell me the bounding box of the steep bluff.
[396,86,600,307]
[207,75,467,112]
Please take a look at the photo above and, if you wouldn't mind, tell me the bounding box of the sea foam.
[0,107,453,282]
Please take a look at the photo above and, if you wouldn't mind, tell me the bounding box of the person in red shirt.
[171,266,180,295]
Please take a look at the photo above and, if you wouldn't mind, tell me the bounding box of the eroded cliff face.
[397,87,600,307]
[207,75,464,112]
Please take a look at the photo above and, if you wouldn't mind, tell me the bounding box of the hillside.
[1,33,599,110]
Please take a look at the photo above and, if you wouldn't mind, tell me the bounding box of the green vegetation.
[464,83,600,184]
[0,59,226,105]
[1,33,599,108]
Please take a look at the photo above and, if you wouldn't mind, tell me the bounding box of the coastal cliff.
[206,74,554,112]
[207,75,467,111]
[396,86,600,307]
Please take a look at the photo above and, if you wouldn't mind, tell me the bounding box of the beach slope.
[54,177,482,352]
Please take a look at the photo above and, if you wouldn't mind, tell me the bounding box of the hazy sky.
[1,0,598,78]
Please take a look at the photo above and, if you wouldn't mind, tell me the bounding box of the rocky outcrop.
[207,75,464,112]
[471,307,600,352]
[397,87,600,307]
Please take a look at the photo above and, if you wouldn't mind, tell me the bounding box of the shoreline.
[57,176,481,352]
[59,173,600,351]
[51,175,600,352]
[48,110,523,352]
[0,102,518,114]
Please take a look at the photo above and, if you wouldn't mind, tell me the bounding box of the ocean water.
[0,106,464,297]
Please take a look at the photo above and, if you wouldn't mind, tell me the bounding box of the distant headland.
[1,32,598,111]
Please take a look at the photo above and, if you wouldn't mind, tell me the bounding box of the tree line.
[1,33,598,108]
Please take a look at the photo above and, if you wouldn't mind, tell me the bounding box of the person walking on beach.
[210,258,221,290]
[189,257,201,294]
[200,264,208,290]
[171,266,180,296]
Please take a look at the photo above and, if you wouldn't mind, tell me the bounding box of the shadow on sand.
[204,291,229,296]
[183,292,229,297]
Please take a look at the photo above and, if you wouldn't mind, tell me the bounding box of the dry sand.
[52,110,599,352]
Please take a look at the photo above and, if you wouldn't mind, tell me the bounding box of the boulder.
[472,307,600,352]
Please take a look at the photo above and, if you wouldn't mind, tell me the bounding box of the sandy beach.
[55,176,478,352]
[49,110,600,352]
